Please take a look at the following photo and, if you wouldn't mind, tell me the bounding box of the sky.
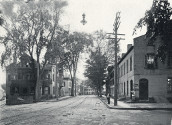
[0,0,172,84]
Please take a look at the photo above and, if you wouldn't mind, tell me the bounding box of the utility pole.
[107,12,125,106]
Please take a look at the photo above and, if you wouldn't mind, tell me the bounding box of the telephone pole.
[107,12,125,106]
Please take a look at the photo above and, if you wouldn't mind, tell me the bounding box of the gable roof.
[118,46,134,65]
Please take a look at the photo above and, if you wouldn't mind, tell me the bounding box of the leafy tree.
[93,30,120,65]
[84,79,96,90]
[0,0,67,101]
[133,0,172,62]
[84,48,108,97]
[61,32,93,96]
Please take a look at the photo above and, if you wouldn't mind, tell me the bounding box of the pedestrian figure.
[107,93,110,104]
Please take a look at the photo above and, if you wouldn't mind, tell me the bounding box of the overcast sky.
[0,0,172,84]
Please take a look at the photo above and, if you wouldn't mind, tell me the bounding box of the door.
[139,79,148,100]
[130,80,133,99]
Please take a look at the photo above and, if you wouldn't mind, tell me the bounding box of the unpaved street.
[0,95,172,125]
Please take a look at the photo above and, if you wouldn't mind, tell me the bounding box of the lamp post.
[80,13,87,25]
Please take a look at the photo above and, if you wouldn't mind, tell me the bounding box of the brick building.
[117,35,172,102]
[6,54,61,104]
[6,54,37,104]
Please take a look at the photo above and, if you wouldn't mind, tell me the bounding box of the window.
[167,78,172,93]
[127,60,128,73]
[168,51,172,68]
[145,53,156,69]
[30,87,35,94]
[23,88,28,94]
[130,56,132,71]
[124,63,125,75]
[124,82,125,95]
[13,75,16,80]
[18,73,22,79]
[8,74,11,81]
[10,86,19,95]
[120,67,122,77]
[127,81,128,95]
[44,87,50,95]
[26,74,30,80]
[48,74,50,79]
[119,68,121,77]
[53,74,54,81]
[121,65,123,76]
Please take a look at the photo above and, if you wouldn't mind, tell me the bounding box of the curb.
[99,97,172,110]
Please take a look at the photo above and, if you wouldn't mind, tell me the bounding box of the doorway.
[139,79,148,100]
[130,80,133,99]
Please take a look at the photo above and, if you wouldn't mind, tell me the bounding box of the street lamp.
[80,13,87,25]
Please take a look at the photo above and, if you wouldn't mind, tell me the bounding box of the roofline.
[118,46,134,64]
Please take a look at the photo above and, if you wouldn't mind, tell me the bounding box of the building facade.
[118,35,172,102]
[6,54,37,104]
[59,71,72,96]
[40,64,58,99]
[84,86,95,95]
[6,54,61,104]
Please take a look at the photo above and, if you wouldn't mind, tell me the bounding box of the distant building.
[40,64,57,99]
[62,77,72,96]
[62,71,72,96]
[84,86,95,95]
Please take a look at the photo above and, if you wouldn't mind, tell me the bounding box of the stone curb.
[99,97,172,110]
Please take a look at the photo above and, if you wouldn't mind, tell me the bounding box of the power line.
[106,12,125,106]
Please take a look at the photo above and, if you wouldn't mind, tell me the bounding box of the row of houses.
[107,31,172,102]
[6,54,72,105]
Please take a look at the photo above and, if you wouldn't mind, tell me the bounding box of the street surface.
[0,95,172,125]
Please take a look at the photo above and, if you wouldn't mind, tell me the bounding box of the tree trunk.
[35,63,40,102]
[74,73,76,96]
[71,78,74,96]
[99,86,102,97]
[55,81,59,100]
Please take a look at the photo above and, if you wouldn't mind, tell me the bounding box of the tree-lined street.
[1,95,172,125]
[0,0,172,124]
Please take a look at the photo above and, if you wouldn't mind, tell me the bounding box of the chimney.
[122,53,125,57]
[127,44,132,51]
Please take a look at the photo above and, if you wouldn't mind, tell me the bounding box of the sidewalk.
[99,95,172,110]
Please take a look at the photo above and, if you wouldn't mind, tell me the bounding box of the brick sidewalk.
[99,95,172,110]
